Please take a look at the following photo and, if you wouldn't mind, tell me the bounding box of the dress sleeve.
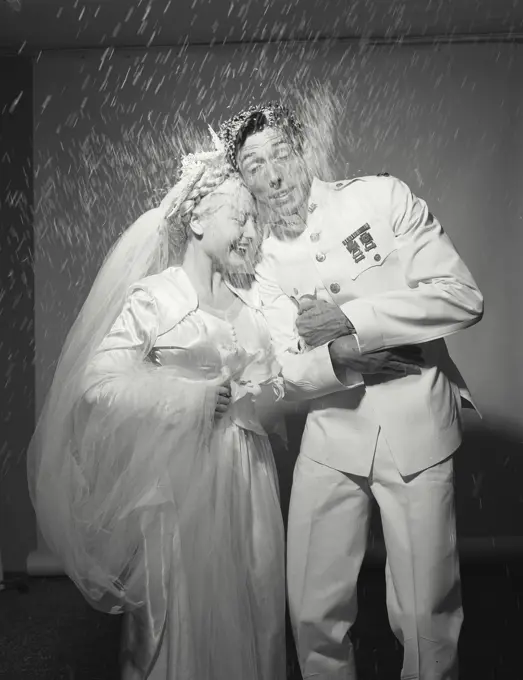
[80,286,160,405]
[61,283,218,612]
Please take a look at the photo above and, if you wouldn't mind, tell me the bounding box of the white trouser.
[287,431,463,680]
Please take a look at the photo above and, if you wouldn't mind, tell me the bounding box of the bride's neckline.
[198,295,243,320]
[173,267,250,320]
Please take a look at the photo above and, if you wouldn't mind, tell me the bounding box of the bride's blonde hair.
[162,153,241,264]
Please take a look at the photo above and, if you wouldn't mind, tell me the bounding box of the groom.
[219,103,483,679]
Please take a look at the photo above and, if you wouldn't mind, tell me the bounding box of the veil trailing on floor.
[28,141,289,678]
[27,87,344,674]
[27,158,216,608]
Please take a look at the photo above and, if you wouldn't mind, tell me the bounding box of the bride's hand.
[214,382,232,421]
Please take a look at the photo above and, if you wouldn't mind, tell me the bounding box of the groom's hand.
[296,298,355,348]
[329,335,424,377]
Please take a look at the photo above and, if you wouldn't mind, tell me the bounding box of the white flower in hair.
[158,126,228,220]
[160,151,223,219]
[159,159,205,219]
[180,146,224,175]
[208,124,225,152]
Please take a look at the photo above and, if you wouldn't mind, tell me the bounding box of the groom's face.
[237,127,311,217]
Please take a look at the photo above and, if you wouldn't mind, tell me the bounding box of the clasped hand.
[329,336,424,377]
[295,296,424,377]
[214,382,232,421]
[295,297,355,348]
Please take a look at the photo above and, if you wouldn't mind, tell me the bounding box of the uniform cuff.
[341,300,384,353]
[312,342,364,390]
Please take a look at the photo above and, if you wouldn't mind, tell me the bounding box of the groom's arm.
[297,178,483,354]
[255,260,364,402]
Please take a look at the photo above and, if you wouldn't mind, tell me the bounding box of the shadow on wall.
[270,411,523,564]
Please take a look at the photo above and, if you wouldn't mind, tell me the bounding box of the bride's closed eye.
[246,163,262,176]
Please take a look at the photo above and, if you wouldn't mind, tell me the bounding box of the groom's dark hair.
[218,102,304,170]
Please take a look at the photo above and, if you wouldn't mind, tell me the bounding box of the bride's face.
[191,177,259,273]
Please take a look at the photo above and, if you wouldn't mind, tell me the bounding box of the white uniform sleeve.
[256,258,364,402]
[341,177,484,353]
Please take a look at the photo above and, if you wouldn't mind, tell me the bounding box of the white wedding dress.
[36,265,286,680]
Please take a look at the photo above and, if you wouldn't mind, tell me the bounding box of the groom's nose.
[267,166,282,189]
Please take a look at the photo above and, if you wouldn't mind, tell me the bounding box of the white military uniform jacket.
[256,175,484,477]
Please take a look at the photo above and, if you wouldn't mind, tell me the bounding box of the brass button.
[374,254,382,262]
[310,232,320,242]
[315,252,326,263]
[330,283,341,294]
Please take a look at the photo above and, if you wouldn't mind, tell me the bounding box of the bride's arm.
[76,282,222,440]
[79,286,160,406]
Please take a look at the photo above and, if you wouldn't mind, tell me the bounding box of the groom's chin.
[257,201,282,222]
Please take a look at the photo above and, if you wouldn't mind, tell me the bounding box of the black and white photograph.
[1,1,522,678]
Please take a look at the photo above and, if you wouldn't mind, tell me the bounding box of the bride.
[28,148,287,679]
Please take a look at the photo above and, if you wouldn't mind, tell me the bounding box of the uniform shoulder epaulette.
[331,178,364,191]
[332,175,389,191]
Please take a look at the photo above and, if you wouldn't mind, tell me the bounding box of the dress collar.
[164,266,260,311]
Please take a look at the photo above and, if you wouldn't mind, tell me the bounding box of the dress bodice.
[151,296,275,388]
[81,267,281,436]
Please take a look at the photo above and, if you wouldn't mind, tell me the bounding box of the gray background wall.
[2,40,522,570]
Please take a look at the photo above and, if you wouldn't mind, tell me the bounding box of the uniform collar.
[307,176,325,208]
[263,176,325,240]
